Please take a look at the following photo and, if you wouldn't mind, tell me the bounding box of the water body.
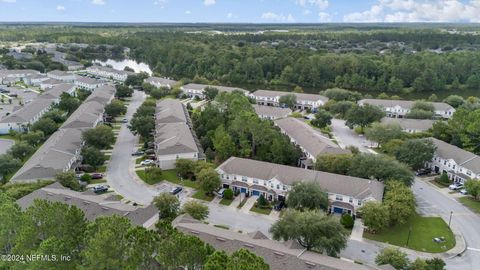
[93,59,152,75]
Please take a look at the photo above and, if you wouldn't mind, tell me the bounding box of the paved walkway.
[240,195,258,214]
[350,218,364,241]
[0,139,14,155]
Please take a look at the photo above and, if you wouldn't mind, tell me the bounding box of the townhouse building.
[74,76,105,91]
[86,65,132,82]
[358,99,455,119]
[428,137,480,183]
[0,69,40,84]
[250,90,328,111]
[217,157,384,215]
[253,104,292,120]
[144,76,177,89]
[380,117,435,133]
[23,74,49,86]
[154,99,204,169]
[274,117,350,168]
[39,78,64,90]
[180,83,249,99]
[47,70,76,82]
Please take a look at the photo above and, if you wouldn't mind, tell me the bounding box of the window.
[283,185,287,190]
[253,179,259,184]
[453,165,456,170]
[226,175,230,180]
[336,195,343,201]
[349,197,353,203]
[276,184,280,190]
[358,200,362,206]
[233,176,237,180]
[242,176,247,182]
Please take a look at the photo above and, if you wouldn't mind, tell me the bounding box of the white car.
[449,183,463,190]
[140,160,154,166]
[460,189,468,195]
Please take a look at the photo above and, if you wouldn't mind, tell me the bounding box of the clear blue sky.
[0,0,479,23]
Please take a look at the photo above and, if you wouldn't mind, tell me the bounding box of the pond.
[93,59,152,75]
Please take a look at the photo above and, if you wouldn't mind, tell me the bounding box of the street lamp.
[449,211,453,228]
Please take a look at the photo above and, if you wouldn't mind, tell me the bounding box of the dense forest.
[1,24,480,96]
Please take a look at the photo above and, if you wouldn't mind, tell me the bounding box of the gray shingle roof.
[155,99,188,124]
[430,137,480,174]
[145,76,177,87]
[274,117,350,157]
[47,70,72,77]
[0,98,53,124]
[173,214,375,270]
[253,105,292,119]
[218,157,385,201]
[40,83,75,100]
[359,99,454,111]
[380,117,435,131]
[75,76,104,85]
[182,83,249,94]
[17,182,158,227]
[155,123,199,155]
[252,90,329,103]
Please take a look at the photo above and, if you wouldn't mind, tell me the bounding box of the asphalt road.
[330,119,479,270]
[106,91,164,205]
[0,139,14,155]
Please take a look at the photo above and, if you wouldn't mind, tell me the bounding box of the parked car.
[274,200,285,211]
[122,118,128,123]
[145,149,155,155]
[91,173,103,179]
[93,185,108,193]
[131,151,145,156]
[140,159,154,166]
[415,168,432,176]
[460,189,468,195]
[449,183,464,190]
[215,188,225,198]
[170,186,183,195]
[146,154,157,160]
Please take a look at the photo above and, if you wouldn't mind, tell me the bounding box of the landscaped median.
[364,214,455,253]
[458,196,480,214]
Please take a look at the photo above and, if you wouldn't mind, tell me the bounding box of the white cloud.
[318,12,332,22]
[91,0,106,5]
[344,0,480,23]
[227,12,233,18]
[185,10,191,14]
[303,9,311,15]
[204,0,216,6]
[261,12,295,22]
[1,0,17,3]
[296,0,328,10]
[56,5,65,11]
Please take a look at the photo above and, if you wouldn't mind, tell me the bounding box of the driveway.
[106,91,162,205]
[330,118,375,154]
[0,139,14,155]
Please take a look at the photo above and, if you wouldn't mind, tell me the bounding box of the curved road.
[0,139,14,155]
[106,91,162,205]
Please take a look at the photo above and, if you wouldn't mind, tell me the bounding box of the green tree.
[82,125,115,149]
[20,131,44,146]
[154,193,180,219]
[129,115,155,139]
[323,88,361,101]
[182,201,209,220]
[394,139,436,170]
[294,86,304,93]
[55,171,81,191]
[286,182,328,211]
[270,210,348,256]
[349,153,414,186]
[365,122,403,146]
[8,142,35,161]
[329,101,355,118]
[204,86,220,100]
[81,146,106,170]
[197,168,221,195]
[212,125,236,162]
[105,99,127,117]
[375,247,409,270]
[311,109,332,128]
[116,84,133,98]
[340,214,354,229]
[384,181,416,225]
[57,93,81,114]
[223,189,233,200]
[228,249,269,270]
[279,94,297,110]
[42,109,67,123]
[125,72,149,87]
[0,154,22,181]
[360,201,390,233]
[388,77,404,92]
[31,118,58,136]
[345,104,385,131]
[0,193,22,254]
[314,154,352,175]
[443,95,464,108]
[464,180,480,200]
[175,159,196,179]
[144,167,163,183]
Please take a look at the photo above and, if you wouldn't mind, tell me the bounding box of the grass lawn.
[364,214,455,253]
[219,198,234,206]
[250,205,272,215]
[136,170,161,185]
[192,191,215,202]
[135,157,143,164]
[237,197,248,209]
[96,166,107,173]
[432,179,450,188]
[0,134,20,143]
[458,196,480,214]
[162,170,199,189]
[90,179,107,185]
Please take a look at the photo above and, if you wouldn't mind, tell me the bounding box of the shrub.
[439,173,450,184]
[340,214,354,229]
[256,195,270,209]
[80,174,92,183]
[223,188,234,200]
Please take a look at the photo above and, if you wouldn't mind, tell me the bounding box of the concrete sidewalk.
[240,195,258,214]
[350,218,364,241]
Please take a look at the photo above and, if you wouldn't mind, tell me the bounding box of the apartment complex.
[253,104,292,120]
[250,90,328,111]
[180,83,249,99]
[144,76,177,89]
[380,117,435,133]
[86,65,132,82]
[358,99,455,119]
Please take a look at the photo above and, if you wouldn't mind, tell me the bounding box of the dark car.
[131,151,145,156]
[415,168,432,176]
[274,201,285,211]
[91,173,103,179]
[170,186,183,195]
[93,185,108,193]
